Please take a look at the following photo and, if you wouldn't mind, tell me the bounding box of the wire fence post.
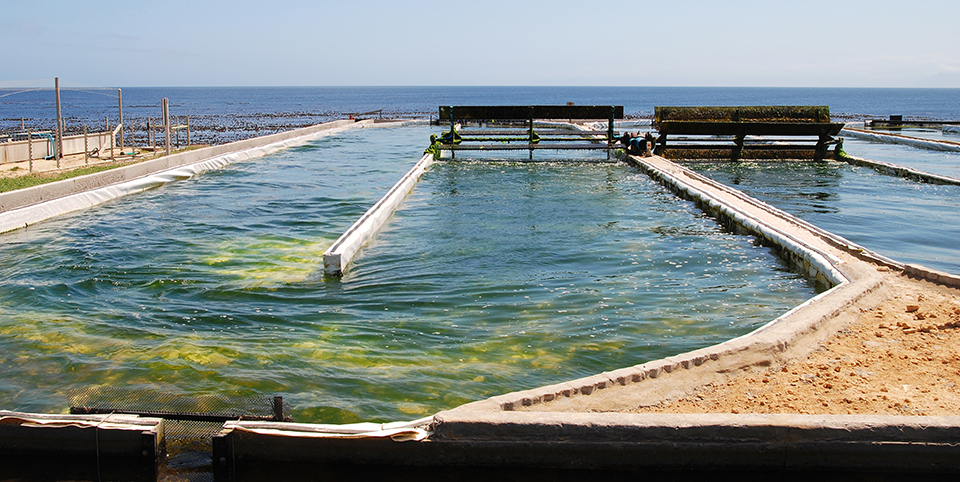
[162,98,171,156]
[27,129,33,172]
[57,118,62,169]
[55,77,63,163]
[84,124,88,165]
[118,88,124,156]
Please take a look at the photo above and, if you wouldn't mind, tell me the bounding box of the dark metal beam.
[656,121,843,137]
[439,105,623,121]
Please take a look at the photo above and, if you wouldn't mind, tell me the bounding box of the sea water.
[4,86,960,145]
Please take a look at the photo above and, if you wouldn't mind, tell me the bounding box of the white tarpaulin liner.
[323,152,434,276]
[223,416,433,442]
[0,410,161,431]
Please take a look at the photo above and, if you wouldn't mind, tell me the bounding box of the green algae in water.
[0,126,817,422]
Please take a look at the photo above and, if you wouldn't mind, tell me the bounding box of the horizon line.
[4,84,960,90]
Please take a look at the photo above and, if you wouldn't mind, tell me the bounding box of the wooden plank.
[439,105,623,121]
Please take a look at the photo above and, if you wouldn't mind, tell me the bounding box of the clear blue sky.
[3,0,959,88]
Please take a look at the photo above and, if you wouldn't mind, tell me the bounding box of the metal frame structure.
[653,106,845,161]
[432,105,624,159]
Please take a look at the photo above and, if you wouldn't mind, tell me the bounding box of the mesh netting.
[68,387,291,455]
[69,386,288,418]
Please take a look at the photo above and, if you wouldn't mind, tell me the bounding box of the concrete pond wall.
[1,131,114,164]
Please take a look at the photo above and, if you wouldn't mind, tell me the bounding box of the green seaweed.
[655,106,831,124]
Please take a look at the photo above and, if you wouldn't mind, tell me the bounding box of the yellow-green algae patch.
[200,234,335,286]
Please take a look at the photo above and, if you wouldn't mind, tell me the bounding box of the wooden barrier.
[654,106,844,161]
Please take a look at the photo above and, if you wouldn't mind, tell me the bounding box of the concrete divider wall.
[2,136,54,162]
[628,155,848,287]
[0,120,364,223]
[842,127,960,152]
[837,128,960,185]
[904,263,960,289]
[323,152,435,276]
[839,152,960,186]
[61,131,114,158]
[1,131,115,164]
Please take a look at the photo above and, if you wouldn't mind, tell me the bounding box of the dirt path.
[0,146,204,181]
[628,273,960,416]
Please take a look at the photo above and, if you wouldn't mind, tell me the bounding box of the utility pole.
[55,77,63,161]
[118,88,124,156]
[162,98,171,156]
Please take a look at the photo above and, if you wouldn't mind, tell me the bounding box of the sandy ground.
[628,273,960,416]
[0,146,197,180]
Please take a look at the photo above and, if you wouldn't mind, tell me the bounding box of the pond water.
[685,153,960,275]
[864,126,960,144]
[842,134,960,179]
[0,125,818,423]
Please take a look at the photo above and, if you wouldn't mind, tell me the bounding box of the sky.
[2,0,959,88]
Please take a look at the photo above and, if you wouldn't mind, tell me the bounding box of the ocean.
[3,86,960,145]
